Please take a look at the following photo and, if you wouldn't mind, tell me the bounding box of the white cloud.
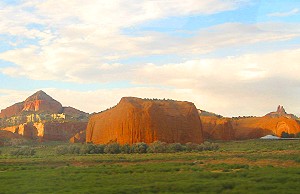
[1,48,300,117]
[268,8,299,17]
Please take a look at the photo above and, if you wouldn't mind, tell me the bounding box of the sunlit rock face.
[22,90,63,113]
[200,116,234,141]
[1,121,87,141]
[0,102,24,118]
[200,106,300,140]
[86,97,204,145]
[232,116,300,139]
[70,131,86,143]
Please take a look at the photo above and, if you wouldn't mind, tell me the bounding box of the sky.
[0,0,300,117]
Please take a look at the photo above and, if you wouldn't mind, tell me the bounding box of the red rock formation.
[200,116,234,141]
[70,131,86,143]
[265,105,297,119]
[200,106,300,141]
[1,121,87,141]
[0,102,24,118]
[0,130,22,140]
[22,90,63,113]
[232,116,300,139]
[86,97,203,144]
[0,90,63,118]
[42,122,87,141]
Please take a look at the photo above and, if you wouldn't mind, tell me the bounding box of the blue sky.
[0,0,300,116]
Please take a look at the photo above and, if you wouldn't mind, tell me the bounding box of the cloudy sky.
[0,0,300,117]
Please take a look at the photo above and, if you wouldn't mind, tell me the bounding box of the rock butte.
[86,97,204,144]
[200,106,300,140]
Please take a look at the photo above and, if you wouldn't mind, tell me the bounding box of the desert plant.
[104,143,121,154]
[131,142,148,153]
[10,146,36,156]
[147,141,167,153]
[55,145,69,155]
[185,142,198,152]
[167,143,184,153]
[121,143,131,154]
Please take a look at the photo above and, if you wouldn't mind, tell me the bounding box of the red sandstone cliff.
[200,116,234,140]
[86,97,203,144]
[200,106,300,140]
[1,121,87,141]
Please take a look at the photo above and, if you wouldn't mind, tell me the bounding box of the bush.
[197,142,219,151]
[55,145,69,155]
[10,147,36,156]
[121,143,131,154]
[167,143,184,153]
[80,144,105,154]
[185,142,198,152]
[147,141,167,153]
[281,132,296,138]
[5,138,29,146]
[104,143,121,154]
[131,142,148,153]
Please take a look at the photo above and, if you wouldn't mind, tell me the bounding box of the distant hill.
[0,90,88,142]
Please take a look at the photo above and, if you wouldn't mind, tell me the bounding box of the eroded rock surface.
[87,97,203,144]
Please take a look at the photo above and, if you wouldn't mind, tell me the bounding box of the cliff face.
[200,116,234,140]
[1,121,87,141]
[0,102,24,118]
[70,131,86,143]
[22,90,63,113]
[200,106,300,140]
[232,116,300,139]
[86,97,203,144]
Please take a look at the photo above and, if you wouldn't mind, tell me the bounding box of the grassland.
[0,140,299,194]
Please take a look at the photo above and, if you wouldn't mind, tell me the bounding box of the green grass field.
[0,140,299,194]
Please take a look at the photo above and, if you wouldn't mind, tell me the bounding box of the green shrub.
[147,141,167,153]
[185,142,198,152]
[121,143,131,154]
[80,144,105,154]
[167,143,184,153]
[131,142,148,153]
[55,145,69,155]
[10,147,36,156]
[104,143,121,154]
[68,145,81,154]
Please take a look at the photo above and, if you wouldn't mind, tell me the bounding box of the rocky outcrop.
[70,131,86,143]
[1,121,87,141]
[200,116,234,141]
[0,90,63,118]
[265,105,297,119]
[86,97,203,144]
[0,130,23,140]
[0,90,89,142]
[22,90,63,113]
[200,106,300,140]
[232,116,300,139]
[0,102,24,118]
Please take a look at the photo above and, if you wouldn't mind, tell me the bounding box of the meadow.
[0,140,299,194]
